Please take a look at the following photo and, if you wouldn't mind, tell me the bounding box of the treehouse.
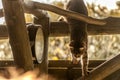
[0,0,120,80]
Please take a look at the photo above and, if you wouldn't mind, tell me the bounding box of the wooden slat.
[50,17,120,36]
[0,60,119,80]
[0,60,104,68]
[49,68,82,80]
[104,69,120,80]
[49,60,105,68]
[0,17,120,39]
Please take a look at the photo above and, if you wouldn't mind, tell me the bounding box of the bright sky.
[86,0,118,10]
[0,0,119,23]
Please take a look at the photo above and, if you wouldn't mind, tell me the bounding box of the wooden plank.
[0,60,119,80]
[104,69,120,80]
[0,60,102,80]
[78,54,120,80]
[50,17,120,36]
[0,60,104,68]
[49,60,105,68]
[49,68,82,80]
[0,17,120,39]
[2,0,34,71]
[24,1,105,25]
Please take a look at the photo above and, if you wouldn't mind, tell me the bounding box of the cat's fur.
[66,0,88,79]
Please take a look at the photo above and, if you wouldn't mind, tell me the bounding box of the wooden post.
[2,0,34,71]
[77,54,120,80]
[34,12,49,74]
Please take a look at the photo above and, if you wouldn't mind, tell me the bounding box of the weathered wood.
[2,0,34,71]
[50,17,120,36]
[24,1,106,25]
[77,54,120,80]
[0,60,120,80]
[104,69,120,80]
[0,17,120,39]
[49,60,105,68]
[0,60,102,80]
[0,60,104,68]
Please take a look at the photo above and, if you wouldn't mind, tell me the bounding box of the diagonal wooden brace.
[77,54,120,80]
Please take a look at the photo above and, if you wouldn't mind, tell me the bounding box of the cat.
[66,0,89,79]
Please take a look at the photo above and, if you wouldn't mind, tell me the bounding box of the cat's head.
[69,40,86,58]
[70,47,85,58]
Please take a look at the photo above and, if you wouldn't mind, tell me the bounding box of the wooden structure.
[0,0,120,80]
[2,0,34,71]
[0,60,120,80]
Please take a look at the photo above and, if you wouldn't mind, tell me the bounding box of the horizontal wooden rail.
[0,17,120,39]
[0,60,120,80]
[0,60,104,80]
[50,17,120,36]
[0,60,104,68]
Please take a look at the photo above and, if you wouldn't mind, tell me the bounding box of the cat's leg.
[81,51,89,79]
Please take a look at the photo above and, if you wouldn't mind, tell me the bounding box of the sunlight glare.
[33,0,118,10]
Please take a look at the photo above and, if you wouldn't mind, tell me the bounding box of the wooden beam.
[0,3,106,26]
[50,17,120,36]
[0,60,114,80]
[2,0,34,71]
[104,69,120,80]
[0,60,104,68]
[77,54,120,80]
[0,17,120,39]
[0,60,120,80]
[24,1,106,25]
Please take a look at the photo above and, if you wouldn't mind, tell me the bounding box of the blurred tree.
[87,1,120,18]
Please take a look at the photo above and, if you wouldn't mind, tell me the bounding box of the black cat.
[66,0,88,79]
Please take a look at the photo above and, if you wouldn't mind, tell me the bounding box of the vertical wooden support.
[2,0,34,71]
[34,13,49,74]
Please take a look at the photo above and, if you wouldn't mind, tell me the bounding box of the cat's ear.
[57,16,67,22]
